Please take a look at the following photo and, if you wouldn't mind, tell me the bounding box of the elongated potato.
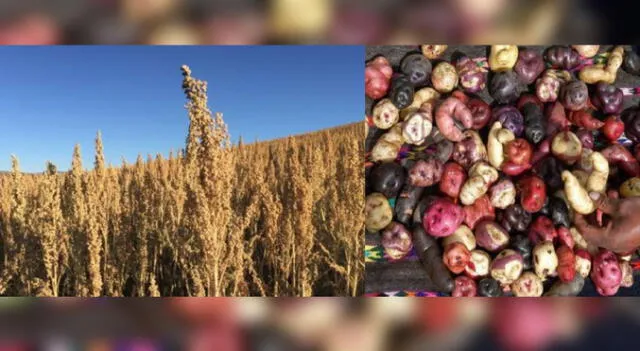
[412,227,454,293]
[487,122,515,169]
[586,151,609,194]
[562,171,595,214]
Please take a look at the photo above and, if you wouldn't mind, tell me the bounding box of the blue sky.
[0,46,363,172]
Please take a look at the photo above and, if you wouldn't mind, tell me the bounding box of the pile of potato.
[365,45,640,297]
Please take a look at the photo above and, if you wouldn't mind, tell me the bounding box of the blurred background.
[0,0,635,45]
[0,298,638,350]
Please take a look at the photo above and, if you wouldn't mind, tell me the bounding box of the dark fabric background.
[365,45,640,296]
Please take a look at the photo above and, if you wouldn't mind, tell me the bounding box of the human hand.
[574,192,640,254]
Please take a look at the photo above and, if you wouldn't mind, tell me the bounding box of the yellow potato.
[489,45,518,72]
[365,193,393,232]
[572,45,600,58]
[562,171,595,214]
[421,45,448,59]
[620,177,640,198]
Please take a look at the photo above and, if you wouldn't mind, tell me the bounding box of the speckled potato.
[511,271,544,297]
[620,177,640,198]
[421,45,447,59]
[381,222,413,260]
[365,193,393,232]
[563,171,596,215]
[371,125,404,162]
[431,62,458,93]
[402,107,433,145]
[442,224,476,251]
[489,179,516,209]
[465,249,491,279]
[489,45,518,71]
[372,98,400,130]
[533,241,558,280]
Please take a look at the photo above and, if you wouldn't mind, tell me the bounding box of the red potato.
[556,245,576,283]
[575,129,594,150]
[443,242,471,274]
[567,110,604,131]
[452,90,491,130]
[463,195,495,230]
[475,220,510,252]
[551,131,583,164]
[422,197,464,237]
[381,222,414,260]
[452,276,477,297]
[518,176,547,213]
[531,137,552,165]
[505,138,533,166]
[556,226,575,249]
[465,249,491,279]
[501,162,532,176]
[439,162,466,198]
[435,97,474,142]
[600,144,640,177]
[591,250,622,296]
[528,216,557,245]
[545,101,570,136]
[408,158,444,187]
[365,56,393,100]
[602,115,625,142]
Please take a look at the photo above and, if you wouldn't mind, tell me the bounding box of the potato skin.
[452,130,488,169]
[492,106,524,137]
[489,70,521,105]
[381,222,414,260]
[551,131,583,165]
[489,179,516,210]
[518,175,547,213]
[511,271,544,297]
[365,56,393,100]
[489,45,518,72]
[463,195,495,230]
[560,80,588,111]
[591,250,622,296]
[431,62,458,93]
[456,54,486,93]
[439,162,466,198]
[556,245,576,283]
[372,98,400,129]
[423,197,464,237]
[413,227,454,293]
[545,46,581,70]
[389,74,415,110]
[443,242,471,274]
[490,249,524,285]
[528,216,557,245]
[533,241,558,280]
[408,158,444,187]
[544,274,585,296]
[478,277,503,297]
[400,52,432,86]
[620,177,640,198]
[623,49,640,75]
[442,225,476,251]
[370,162,405,199]
[395,184,425,226]
[465,249,491,279]
[572,45,599,58]
[475,220,509,252]
[510,234,533,270]
[592,82,623,114]
[498,204,532,233]
[514,49,544,85]
[421,45,447,59]
[365,193,393,232]
[452,276,477,297]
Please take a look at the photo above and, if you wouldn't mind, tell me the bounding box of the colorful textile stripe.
[365,291,444,297]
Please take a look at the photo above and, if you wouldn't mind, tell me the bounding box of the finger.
[574,214,609,247]
[589,192,619,215]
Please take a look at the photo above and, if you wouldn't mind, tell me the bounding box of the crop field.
[0,66,364,297]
